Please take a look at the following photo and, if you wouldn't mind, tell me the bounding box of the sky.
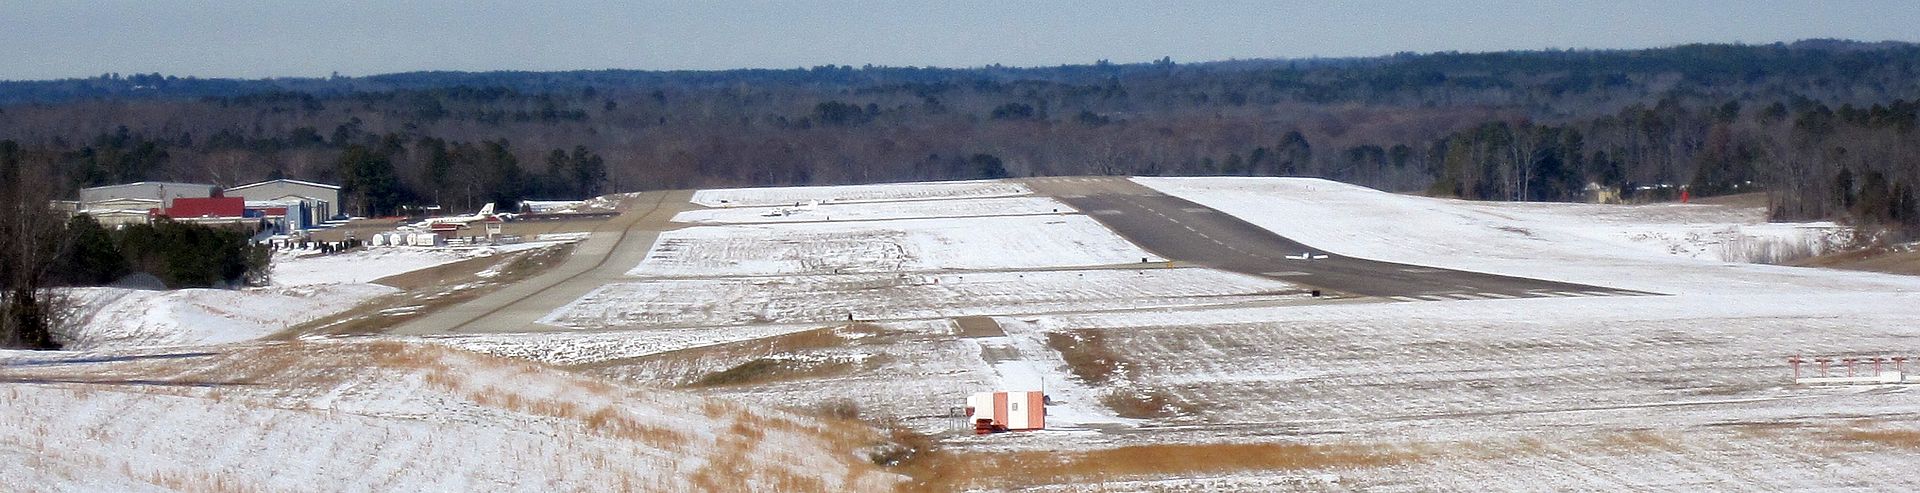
[3,0,1917,80]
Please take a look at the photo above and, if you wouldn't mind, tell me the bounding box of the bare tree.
[1,141,70,349]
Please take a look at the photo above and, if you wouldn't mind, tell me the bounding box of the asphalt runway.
[1025,177,1653,301]
[390,190,694,335]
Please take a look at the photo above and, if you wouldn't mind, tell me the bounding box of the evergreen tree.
[970,154,1009,179]
[483,140,525,210]
[56,214,126,285]
[338,145,402,216]
[569,146,607,197]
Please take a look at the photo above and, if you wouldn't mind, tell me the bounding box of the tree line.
[1,40,1917,221]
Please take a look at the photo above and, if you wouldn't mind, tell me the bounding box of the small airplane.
[760,199,823,217]
[410,203,502,229]
[1284,252,1330,260]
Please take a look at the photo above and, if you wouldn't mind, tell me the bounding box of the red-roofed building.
[155,196,245,219]
[151,196,268,231]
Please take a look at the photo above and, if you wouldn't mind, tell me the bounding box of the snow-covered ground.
[271,247,491,286]
[691,179,1030,207]
[593,177,1920,489]
[1135,177,1899,296]
[0,341,902,491]
[62,240,583,350]
[28,176,1920,490]
[545,268,1303,329]
[631,215,1162,277]
[673,196,1074,224]
[978,282,1920,488]
[61,284,396,350]
[877,176,1906,488]
[409,323,831,367]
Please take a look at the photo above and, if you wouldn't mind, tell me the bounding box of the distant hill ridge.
[3,39,1915,105]
[2,38,1917,236]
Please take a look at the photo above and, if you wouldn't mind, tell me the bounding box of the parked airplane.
[411,203,502,229]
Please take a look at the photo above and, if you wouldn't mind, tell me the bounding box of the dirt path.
[390,190,693,335]
[953,316,1007,338]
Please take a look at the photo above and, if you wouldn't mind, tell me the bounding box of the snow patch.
[692,179,1029,208]
[59,284,397,349]
[631,215,1161,277]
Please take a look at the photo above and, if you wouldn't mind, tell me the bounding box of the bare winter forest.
[2,40,1918,233]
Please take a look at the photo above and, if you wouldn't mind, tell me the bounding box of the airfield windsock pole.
[1788,356,1803,380]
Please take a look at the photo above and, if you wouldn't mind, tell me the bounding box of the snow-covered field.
[0,341,901,491]
[412,323,831,367]
[1136,177,1884,295]
[270,247,492,286]
[24,176,1920,490]
[673,195,1073,224]
[691,179,1030,207]
[630,215,1161,277]
[577,177,1920,489]
[545,268,1303,329]
[958,282,1920,488]
[61,284,396,350]
[61,240,581,350]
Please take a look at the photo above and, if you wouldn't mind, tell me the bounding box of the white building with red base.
[966,391,1045,434]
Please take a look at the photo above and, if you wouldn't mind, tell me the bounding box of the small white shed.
[965,391,1046,434]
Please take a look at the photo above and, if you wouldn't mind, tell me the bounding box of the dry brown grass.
[807,397,863,421]
[891,428,1737,491]
[395,342,693,450]
[1794,245,1920,276]
[1831,428,1920,449]
[1046,329,1122,385]
[1100,388,1202,420]
[897,441,1423,492]
[576,324,858,372]
[688,408,892,492]
[1594,430,1680,452]
[951,316,1006,338]
[140,470,266,493]
[577,323,885,387]
[687,357,857,388]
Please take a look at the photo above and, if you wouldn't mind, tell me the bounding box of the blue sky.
[3,1,1916,80]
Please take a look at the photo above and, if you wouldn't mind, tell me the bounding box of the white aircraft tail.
[477,203,495,216]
